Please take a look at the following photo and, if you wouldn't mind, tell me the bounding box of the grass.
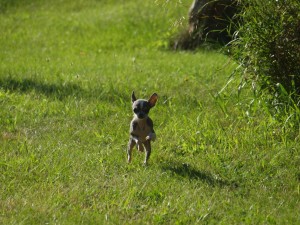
[0,0,299,224]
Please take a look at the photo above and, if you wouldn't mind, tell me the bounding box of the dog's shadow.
[161,162,238,188]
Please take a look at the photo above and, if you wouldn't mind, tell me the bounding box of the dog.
[127,91,158,165]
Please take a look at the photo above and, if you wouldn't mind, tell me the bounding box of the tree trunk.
[172,0,239,50]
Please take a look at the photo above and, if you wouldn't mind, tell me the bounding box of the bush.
[231,0,300,97]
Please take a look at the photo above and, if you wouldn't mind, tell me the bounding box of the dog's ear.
[131,91,137,103]
[148,93,158,107]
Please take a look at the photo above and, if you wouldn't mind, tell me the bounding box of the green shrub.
[231,0,300,97]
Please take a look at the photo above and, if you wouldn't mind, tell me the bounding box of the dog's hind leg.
[143,140,151,165]
[127,138,135,163]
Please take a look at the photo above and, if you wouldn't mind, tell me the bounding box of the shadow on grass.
[0,77,130,103]
[161,162,238,188]
[0,77,84,100]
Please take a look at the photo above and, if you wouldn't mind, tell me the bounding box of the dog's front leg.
[143,140,151,165]
[132,136,144,152]
[146,132,156,142]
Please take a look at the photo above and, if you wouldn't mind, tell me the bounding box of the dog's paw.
[146,133,156,142]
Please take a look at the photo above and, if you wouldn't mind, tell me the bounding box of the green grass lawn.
[0,0,299,224]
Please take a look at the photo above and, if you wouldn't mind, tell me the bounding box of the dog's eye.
[133,108,139,113]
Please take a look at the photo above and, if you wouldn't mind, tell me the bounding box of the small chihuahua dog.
[127,91,158,165]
